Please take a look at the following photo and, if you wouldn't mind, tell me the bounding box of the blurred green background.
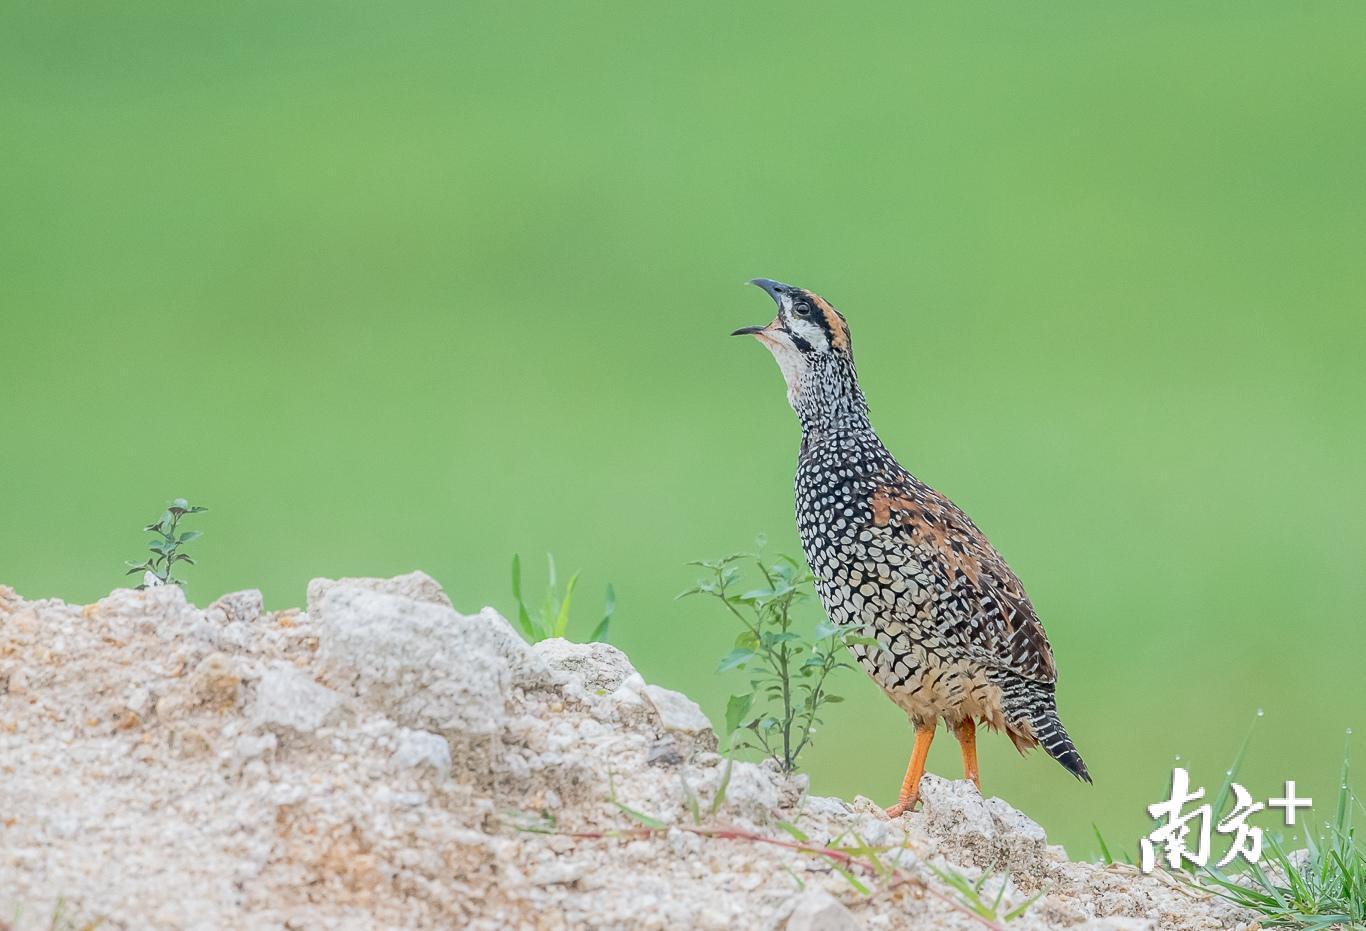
[2,2,1363,856]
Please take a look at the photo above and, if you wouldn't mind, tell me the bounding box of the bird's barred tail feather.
[1031,706,1091,783]
[1000,677,1092,783]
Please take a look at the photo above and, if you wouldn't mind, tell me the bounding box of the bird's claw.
[883,796,920,819]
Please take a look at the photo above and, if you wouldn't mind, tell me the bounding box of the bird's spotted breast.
[793,433,1020,726]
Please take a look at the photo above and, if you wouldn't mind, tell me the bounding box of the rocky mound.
[0,574,1251,930]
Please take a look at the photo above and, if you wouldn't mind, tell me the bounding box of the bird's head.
[732,278,866,431]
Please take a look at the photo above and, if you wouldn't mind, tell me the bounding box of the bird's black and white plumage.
[734,278,1089,814]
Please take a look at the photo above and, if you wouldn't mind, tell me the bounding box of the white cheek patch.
[757,332,809,409]
[788,318,829,352]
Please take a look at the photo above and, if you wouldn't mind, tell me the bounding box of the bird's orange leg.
[885,721,936,818]
[954,718,981,792]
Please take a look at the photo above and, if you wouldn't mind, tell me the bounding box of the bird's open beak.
[731,278,793,337]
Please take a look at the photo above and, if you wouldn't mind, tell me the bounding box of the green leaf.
[171,498,189,509]
[831,864,870,895]
[724,693,753,735]
[716,649,754,673]
[1212,712,1259,816]
[708,754,734,817]
[509,554,540,640]
[1092,823,1114,865]
[680,772,701,825]
[588,579,613,641]
[822,694,844,703]
[734,630,759,651]
[613,800,668,830]
[177,530,202,544]
[600,583,616,623]
[516,607,536,640]
[775,820,809,843]
[813,618,840,639]
[843,634,889,654]
[999,890,1038,917]
[554,571,579,638]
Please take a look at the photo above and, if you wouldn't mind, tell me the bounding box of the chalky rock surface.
[0,575,1252,930]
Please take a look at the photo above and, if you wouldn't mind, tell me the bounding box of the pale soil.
[0,574,1253,931]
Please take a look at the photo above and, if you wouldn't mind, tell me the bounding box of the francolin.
[734,278,1090,816]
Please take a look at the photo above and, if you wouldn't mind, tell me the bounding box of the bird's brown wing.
[868,478,1057,683]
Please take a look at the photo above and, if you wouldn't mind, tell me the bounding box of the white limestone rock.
[251,661,342,734]
[784,890,864,931]
[394,729,453,775]
[306,569,452,617]
[918,774,1051,876]
[640,684,712,735]
[533,637,636,692]
[206,589,264,624]
[314,586,546,742]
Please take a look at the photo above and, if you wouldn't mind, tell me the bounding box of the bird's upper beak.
[731,278,794,337]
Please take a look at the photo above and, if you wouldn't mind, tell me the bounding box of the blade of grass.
[555,571,579,638]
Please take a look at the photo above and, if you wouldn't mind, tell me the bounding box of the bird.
[732,278,1090,817]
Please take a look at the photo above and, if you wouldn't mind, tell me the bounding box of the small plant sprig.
[510,553,616,644]
[125,498,206,589]
[679,537,879,773]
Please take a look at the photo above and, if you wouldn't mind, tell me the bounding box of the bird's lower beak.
[733,277,794,337]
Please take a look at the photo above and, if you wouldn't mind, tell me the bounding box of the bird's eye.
[793,302,812,317]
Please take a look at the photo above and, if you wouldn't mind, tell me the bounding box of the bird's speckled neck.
[793,353,873,445]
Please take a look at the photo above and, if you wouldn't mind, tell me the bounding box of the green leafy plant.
[679,537,878,773]
[125,498,206,589]
[510,553,615,644]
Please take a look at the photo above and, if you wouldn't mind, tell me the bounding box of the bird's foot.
[883,795,920,819]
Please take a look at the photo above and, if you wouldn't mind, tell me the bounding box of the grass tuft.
[1186,729,1365,929]
[509,553,615,644]
[926,862,1041,924]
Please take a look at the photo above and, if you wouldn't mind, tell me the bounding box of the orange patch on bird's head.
[807,293,850,352]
